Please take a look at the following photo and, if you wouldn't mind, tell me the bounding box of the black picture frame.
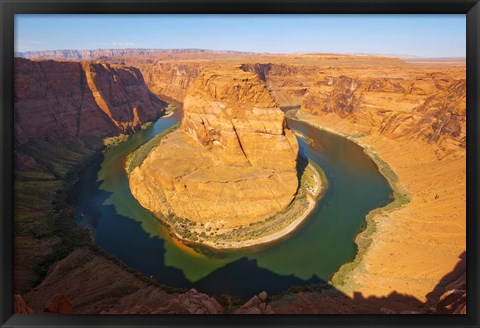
[1,1,479,327]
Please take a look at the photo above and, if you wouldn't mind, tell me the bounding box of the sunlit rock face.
[301,73,466,155]
[129,66,299,227]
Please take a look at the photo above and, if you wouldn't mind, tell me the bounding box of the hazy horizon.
[15,14,466,58]
[14,48,467,60]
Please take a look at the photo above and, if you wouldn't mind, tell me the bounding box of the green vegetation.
[125,123,180,173]
[141,122,153,130]
[165,103,177,115]
[18,138,100,179]
[331,146,411,289]
[103,134,129,149]
[14,138,100,290]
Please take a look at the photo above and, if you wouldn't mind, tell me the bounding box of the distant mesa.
[17,48,267,61]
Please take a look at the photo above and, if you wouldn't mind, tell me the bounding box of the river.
[68,108,393,298]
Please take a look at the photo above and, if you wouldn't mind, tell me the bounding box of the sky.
[15,14,466,58]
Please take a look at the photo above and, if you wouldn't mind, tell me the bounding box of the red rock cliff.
[14,58,166,146]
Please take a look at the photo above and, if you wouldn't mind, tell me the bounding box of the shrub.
[125,123,180,173]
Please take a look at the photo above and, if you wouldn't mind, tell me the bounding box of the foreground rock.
[160,289,224,314]
[23,248,177,313]
[43,294,73,314]
[234,291,274,314]
[129,66,299,234]
[14,295,34,314]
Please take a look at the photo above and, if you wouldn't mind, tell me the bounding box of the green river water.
[69,109,393,298]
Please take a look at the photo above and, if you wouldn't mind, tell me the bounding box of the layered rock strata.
[129,66,299,229]
[301,72,466,156]
[14,58,166,146]
[293,67,466,302]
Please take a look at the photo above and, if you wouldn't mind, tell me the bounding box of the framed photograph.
[1,0,479,327]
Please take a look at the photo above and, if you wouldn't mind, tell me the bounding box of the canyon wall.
[137,62,203,101]
[292,62,466,302]
[240,63,315,106]
[131,55,416,108]
[136,61,317,106]
[14,58,166,146]
[301,71,466,156]
[182,66,299,170]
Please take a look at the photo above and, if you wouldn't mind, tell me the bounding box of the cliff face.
[131,56,408,109]
[134,62,316,107]
[137,62,202,101]
[14,58,166,146]
[129,66,299,228]
[294,64,466,303]
[182,66,298,169]
[240,63,314,106]
[301,73,466,155]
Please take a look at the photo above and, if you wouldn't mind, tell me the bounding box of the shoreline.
[125,110,328,251]
[286,109,410,286]
[140,160,327,251]
[290,109,466,301]
[171,161,327,251]
[162,111,175,118]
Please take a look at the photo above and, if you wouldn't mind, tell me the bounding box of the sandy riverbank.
[162,111,175,118]
[293,110,466,302]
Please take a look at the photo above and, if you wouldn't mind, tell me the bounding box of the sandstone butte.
[129,66,301,235]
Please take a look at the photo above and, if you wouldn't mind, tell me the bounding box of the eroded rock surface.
[129,66,299,227]
[14,58,166,146]
[301,72,466,156]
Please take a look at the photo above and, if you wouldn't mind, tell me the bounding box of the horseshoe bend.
[12,21,467,313]
[127,66,325,248]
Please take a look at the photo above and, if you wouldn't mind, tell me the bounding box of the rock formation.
[43,294,73,314]
[138,62,203,101]
[14,58,166,146]
[14,295,34,314]
[301,72,466,155]
[234,291,274,314]
[295,65,466,303]
[129,66,299,228]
